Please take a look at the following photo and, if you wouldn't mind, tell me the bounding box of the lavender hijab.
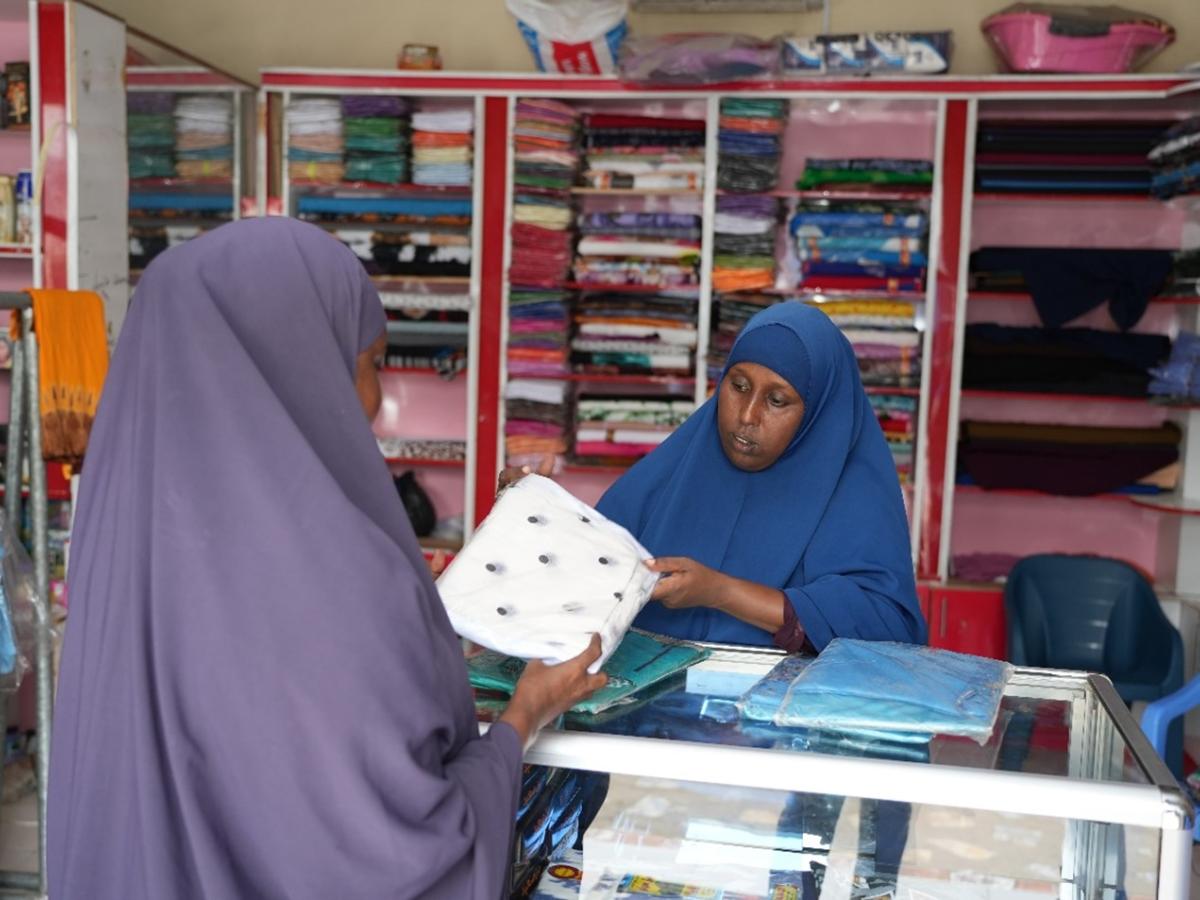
[48,218,522,899]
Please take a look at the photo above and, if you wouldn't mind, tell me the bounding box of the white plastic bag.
[505,0,630,75]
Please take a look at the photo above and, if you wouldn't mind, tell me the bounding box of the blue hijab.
[596,302,926,649]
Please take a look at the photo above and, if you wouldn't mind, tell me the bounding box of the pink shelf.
[760,287,925,301]
[960,389,1174,406]
[974,192,1161,203]
[968,291,1200,306]
[292,180,472,196]
[563,463,633,475]
[1127,496,1200,516]
[561,282,699,295]
[382,366,468,377]
[955,484,1132,503]
[382,457,465,468]
[548,372,695,387]
[756,188,932,202]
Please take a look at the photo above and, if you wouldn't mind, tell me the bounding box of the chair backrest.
[1004,554,1176,679]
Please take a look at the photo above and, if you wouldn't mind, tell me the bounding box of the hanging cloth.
[11,289,109,462]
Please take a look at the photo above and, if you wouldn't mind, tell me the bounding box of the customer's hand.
[427,549,447,578]
[499,635,607,745]
[496,454,556,495]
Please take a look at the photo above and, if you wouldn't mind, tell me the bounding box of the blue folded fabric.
[772,639,1013,744]
[295,196,472,217]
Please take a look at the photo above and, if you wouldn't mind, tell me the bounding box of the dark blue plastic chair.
[1005,554,1185,775]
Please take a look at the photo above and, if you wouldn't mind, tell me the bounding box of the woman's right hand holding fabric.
[499,634,607,745]
[496,454,557,494]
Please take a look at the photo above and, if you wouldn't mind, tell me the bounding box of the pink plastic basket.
[982,6,1174,73]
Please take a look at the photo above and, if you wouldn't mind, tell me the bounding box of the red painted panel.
[929,585,1007,660]
[38,3,68,288]
[917,100,970,581]
[472,96,508,526]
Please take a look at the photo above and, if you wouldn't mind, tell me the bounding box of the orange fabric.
[712,268,775,292]
[11,289,110,462]
[411,132,472,148]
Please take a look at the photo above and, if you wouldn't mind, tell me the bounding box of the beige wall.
[94,0,1198,82]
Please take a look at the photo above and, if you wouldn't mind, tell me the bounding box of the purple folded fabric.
[127,92,175,115]
[717,194,777,217]
[340,94,410,118]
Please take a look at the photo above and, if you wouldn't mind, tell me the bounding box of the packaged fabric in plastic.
[774,639,1013,744]
[506,0,629,75]
[619,34,780,85]
[0,510,38,693]
[438,474,658,670]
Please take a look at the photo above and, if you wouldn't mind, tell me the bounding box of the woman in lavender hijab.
[47,217,604,899]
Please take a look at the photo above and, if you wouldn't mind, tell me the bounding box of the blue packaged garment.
[774,639,1013,744]
[737,654,813,723]
[0,578,15,676]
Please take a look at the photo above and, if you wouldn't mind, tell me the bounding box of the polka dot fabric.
[436,475,659,672]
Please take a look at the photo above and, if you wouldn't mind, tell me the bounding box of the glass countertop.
[475,645,1153,787]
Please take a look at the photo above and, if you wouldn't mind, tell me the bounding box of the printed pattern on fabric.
[437,474,659,670]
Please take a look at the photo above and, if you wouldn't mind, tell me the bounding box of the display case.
[487,645,1193,899]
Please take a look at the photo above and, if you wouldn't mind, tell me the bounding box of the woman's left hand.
[646,556,726,610]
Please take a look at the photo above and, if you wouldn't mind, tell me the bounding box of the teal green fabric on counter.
[468,630,710,715]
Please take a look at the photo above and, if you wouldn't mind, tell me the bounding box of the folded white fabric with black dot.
[435,474,658,672]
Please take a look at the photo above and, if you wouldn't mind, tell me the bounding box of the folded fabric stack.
[1163,250,1200,299]
[505,378,571,469]
[789,199,928,293]
[129,224,203,271]
[411,102,473,187]
[818,299,922,388]
[570,290,698,376]
[870,393,917,483]
[509,289,572,377]
[376,437,467,463]
[383,315,469,375]
[712,195,778,293]
[127,92,176,179]
[581,113,705,191]
[174,95,233,181]
[573,206,701,290]
[1149,116,1200,200]
[573,395,695,466]
[340,94,410,185]
[796,158,933,191]
[717,97,788,193]
[951,552,1022,584]
[964,324,1171,397]
[708,292,777,379]
[958,421,1181,497]
[970,247,1173,331]
[333,222,471,279]
[511,99,580,287]
[1150,331,1200,401]
[974,120,1164,195]
[287,97,344,184]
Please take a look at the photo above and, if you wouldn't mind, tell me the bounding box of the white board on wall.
[67,1,127,343]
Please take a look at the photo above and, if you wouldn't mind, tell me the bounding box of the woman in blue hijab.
[596,301,926,651]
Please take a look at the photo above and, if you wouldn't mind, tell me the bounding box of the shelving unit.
[260,69,1200,666]
[260,77,486,551]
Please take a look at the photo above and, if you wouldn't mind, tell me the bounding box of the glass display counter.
[481,644,1193,899]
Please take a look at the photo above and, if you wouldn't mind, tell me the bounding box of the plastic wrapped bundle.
[771,638,1013,743]
[286,97,344,184]
[175,95,234,180]
[0,509,39,694]
[618,33,780,84]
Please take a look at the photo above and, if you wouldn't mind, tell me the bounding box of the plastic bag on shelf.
[618,33,781,85]
[506,0,629,76]
[0,510,40,694]
[774,638,1014,744]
